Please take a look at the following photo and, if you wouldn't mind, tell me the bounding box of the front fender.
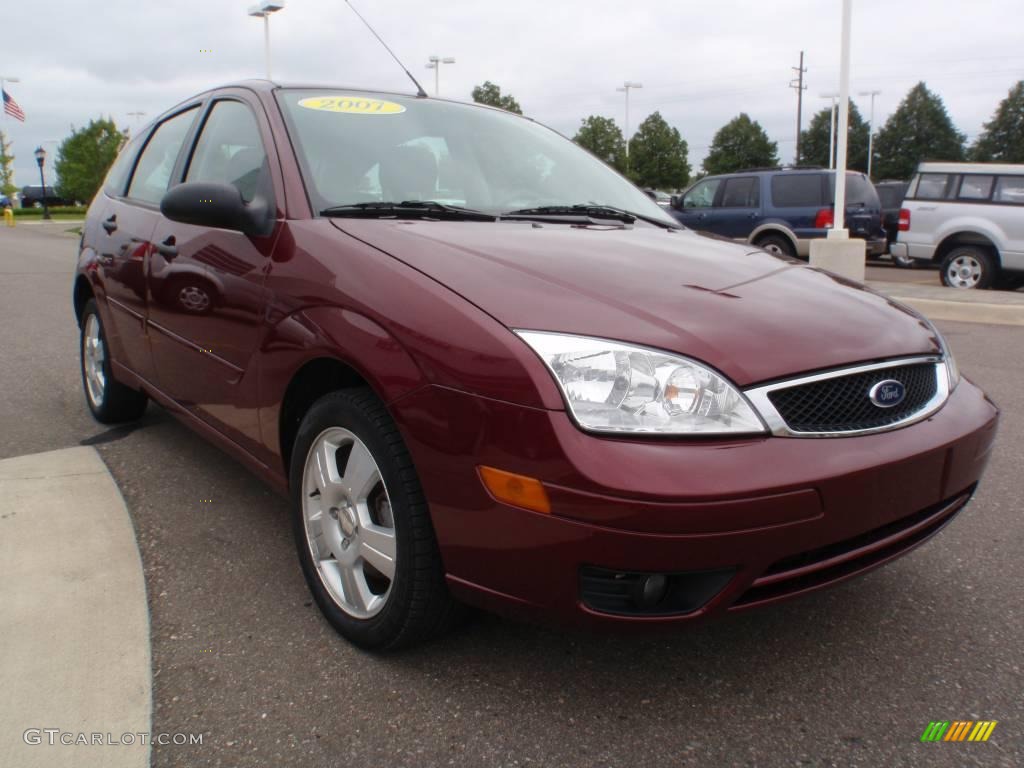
[256,305,428,467]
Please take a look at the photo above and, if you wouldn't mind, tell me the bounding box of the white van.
[891,162,1024,289]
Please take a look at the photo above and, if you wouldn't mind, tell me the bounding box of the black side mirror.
[670,195,680,209]
[160,182,273,237]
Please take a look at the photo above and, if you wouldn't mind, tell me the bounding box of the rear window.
[771,174,822,207]
[830,174,878,206]
[993,176,1024,205]
[910,173,952,200]
[958,175,994,200]
[875,185,905,208]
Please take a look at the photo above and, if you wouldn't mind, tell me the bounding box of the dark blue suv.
[668,168,886,259]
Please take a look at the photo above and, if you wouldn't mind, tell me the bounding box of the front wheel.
[289,388,460,650]
[940,246,997,289]
[80,299,148,423]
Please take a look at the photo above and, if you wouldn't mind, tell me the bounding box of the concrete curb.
[0,447,150,768]
[868,280,1024,327]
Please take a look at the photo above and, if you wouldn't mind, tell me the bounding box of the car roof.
[918,162,1024,175]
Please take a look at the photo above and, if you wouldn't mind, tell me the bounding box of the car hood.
[331,220,939,386]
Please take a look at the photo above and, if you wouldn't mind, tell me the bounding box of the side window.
[912,173,952,200]
[127,108,199,205]
[186,100,270,204]
[719,177,759,208]
[771,175,822,207]
[103,133,144,198]
[682,178,721,208]
[958,175,994,201]
[993,176,1024,205]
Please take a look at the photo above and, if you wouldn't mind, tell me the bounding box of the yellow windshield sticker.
[298,96,406,115]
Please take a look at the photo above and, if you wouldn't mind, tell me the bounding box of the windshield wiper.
[320,201,496,222]
[502,204,679,229]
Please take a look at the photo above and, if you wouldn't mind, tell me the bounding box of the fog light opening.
[639,573,669,608]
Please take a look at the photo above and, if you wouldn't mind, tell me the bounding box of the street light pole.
[859,89,881,180]
[616,81,643,171]
[248,2,285,80]
[425,56,456,96]
[34,147,51,221]
[831,0,853,235]
[820,92,838,169]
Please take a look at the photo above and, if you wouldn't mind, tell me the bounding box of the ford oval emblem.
[868,379,906,408]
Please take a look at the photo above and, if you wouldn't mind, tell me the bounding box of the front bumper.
[390,378,998,627]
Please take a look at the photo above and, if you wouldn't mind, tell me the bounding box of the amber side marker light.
[478,466,551,515]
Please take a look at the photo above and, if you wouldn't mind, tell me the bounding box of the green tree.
[627,111,690,189]
[470,81,522,115]
[573,115,627,173]
[0,131,16,198]
[702,113,778,175]
[54,118,126,204]
[872,83,965,180]
[799,100,870,172]
[970,81,1024,163]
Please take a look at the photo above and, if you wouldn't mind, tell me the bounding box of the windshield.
[276,89,677,225]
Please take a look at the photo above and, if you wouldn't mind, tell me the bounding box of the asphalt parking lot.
[2,224,1022,767]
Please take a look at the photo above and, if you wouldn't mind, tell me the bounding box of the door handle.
[154,236,178,259]
[102,215,117,234]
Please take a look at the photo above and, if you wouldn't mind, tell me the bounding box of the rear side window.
[127,107,199,205]
[958,175,994,200]
[993,176,1024,204]
[186,100,271,204]
[911,173,952,200]
[771,174,822,207]
[103,133,144,198]
[719,177,760,208]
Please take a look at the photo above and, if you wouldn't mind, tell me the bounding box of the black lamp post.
[34,146,51,221]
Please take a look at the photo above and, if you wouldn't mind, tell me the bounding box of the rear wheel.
[289,388,460,650]
[79,299,148,423]
[940,246,997,290]
[755,233,796,259]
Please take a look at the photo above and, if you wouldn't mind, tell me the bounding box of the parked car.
[668,167,887,259]
[874,179,911,265]
[891,162,1024,289]
[74,82,997,650]
[20,185,71,208]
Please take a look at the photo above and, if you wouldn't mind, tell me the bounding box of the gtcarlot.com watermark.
[24,728,202,746]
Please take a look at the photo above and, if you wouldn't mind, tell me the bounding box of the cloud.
[2,0,1021,187]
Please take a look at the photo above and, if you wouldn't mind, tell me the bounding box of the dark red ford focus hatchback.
[75,81,998,649]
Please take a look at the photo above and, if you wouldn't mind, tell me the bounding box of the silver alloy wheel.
[178,285,211,312]
[301,427,396,619]
[762,242,786,256]
[83,314,106,408]
[947,254,983,289]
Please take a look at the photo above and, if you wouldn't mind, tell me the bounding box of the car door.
[992,175,1024,266]
[147,94,280,447]
[673,177,721,231]
[709,176,760,239]
[97,108,200,385]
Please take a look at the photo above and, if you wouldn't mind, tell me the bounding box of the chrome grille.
[744,357,948,437]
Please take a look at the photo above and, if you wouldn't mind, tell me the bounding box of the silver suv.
[891,162,1024,289]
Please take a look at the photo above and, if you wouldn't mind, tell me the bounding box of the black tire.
[79,299,148,424]
[755,233,797,259]
[940,246,997,290]
[289,388,460,650]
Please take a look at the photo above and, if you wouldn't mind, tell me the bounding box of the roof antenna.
[343,0,429,98]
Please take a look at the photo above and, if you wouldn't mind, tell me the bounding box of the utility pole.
[858,89,881,180]
[789,52,807,165]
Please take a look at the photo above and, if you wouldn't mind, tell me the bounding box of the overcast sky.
[2,0,1021,189]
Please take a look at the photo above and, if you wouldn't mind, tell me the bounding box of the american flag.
[3,89,25,122]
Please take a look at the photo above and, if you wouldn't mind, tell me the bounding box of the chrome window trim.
[743,356,949,438]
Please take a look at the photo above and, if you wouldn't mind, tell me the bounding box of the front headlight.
[516,331,766,435]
